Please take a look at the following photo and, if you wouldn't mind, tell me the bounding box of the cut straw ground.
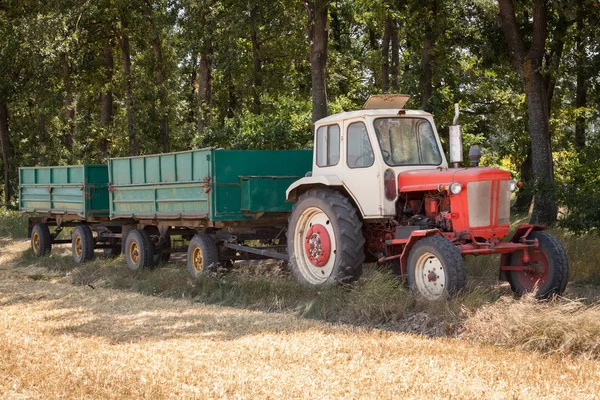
[2,279,600,399]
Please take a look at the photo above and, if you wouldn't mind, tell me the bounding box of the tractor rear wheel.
[506,231,569,298]
[125,229,154,271]
[407,236,466,300]
[31,223,52,257]
[287,188,365,286]
[72,225,95,264]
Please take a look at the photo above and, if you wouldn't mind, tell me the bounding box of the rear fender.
[286,175,344,201]
[499,224,547,281]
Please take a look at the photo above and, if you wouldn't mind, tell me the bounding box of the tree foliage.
[0,0,599,229]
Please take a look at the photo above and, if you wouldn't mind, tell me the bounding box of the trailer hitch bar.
[224,242,289,261]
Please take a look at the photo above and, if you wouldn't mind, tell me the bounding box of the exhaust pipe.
[449,103,463,168]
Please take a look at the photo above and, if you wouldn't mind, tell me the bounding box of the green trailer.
[108,148,312,223]
[21,148,313,276]
[18,164,123,261]
[19,164,110,219]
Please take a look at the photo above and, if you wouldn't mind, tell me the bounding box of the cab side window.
[315,124,340,167]
[347,122,374,168]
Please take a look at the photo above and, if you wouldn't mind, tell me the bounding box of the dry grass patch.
[461,294,600,359]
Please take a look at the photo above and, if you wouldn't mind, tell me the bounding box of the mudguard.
[286,175,344,201]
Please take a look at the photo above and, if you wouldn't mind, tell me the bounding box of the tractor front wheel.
[407,236,466,300]
[287,188,365,286]
[506,231,569,298]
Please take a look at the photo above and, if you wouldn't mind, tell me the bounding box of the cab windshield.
[373,117,442,166]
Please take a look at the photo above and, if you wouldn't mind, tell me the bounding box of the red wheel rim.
[304,224,331,267]
[515,248,549,291]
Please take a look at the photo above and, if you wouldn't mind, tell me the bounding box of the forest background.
[0,0,599,230]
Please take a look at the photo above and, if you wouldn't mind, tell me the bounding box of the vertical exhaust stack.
[449,103,463,168]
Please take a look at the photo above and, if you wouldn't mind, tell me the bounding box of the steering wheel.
[381,149,391,162]
[354,153,374,167]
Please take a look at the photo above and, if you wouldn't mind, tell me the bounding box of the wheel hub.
[414,253,446,299]
[32,232,40,253]
[304,224,331,267]
[75,236,82,258]
[129,242,140,265]
[192,247,204,273]
[427,271,437,282]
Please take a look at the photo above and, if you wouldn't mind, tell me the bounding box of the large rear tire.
[72,225,95,264]
[506,231,569,298]
[31,223,52,257]
[125,229,154,271]
[407,236,466,300]
[287,188,365,286]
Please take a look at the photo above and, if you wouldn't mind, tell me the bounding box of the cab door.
[339,118,384,218]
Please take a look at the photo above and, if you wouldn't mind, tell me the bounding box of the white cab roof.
[316,109,432,125]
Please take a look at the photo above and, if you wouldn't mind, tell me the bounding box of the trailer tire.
[31,223,52,257]
[125,229,154,271]
[507,231,569,298]
[187,233,220,280]
[407,236,466,300]
[72,225,95,264]
[287,188,365,286]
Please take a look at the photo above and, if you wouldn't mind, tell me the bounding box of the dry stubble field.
[2,238,600,399]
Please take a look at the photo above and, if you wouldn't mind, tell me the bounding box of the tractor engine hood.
[398,167,511,192]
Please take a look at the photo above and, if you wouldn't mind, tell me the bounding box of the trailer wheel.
[31,223,52,257]
[407,236,466,300]
[287,188,365,286]
[72,225,95,264]
[187,233,220,280]
[125,229,154,271]
[506,231,569,298]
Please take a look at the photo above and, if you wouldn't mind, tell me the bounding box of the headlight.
[509,180,518,192]
[449,182,462,195]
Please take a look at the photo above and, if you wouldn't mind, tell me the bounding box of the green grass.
[0,208,28,238]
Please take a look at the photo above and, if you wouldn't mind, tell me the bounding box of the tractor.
[286,94,568,300]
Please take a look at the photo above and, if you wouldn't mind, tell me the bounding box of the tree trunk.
[420,0,436,110]
[512,149,533,212]
[119,19,138,156]
[381,16,392,92]
[368,26,381,89]
[152,34,169,152]
[574,0,586,150]
[250,6,262,115]
[100,40,114,159]
[305,0,329,123]
[197,49,213,137]
[523,65,557,225]
[61,53,75,161]
[498,0,558,225]
[0,103,11,206]
[390,20,400,92]
[38,108,47,164]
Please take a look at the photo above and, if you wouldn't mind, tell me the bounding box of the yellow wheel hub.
[74,236,83,258]
[192,247,204,273]
[32,231,40,253]
[129,241,141,265]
